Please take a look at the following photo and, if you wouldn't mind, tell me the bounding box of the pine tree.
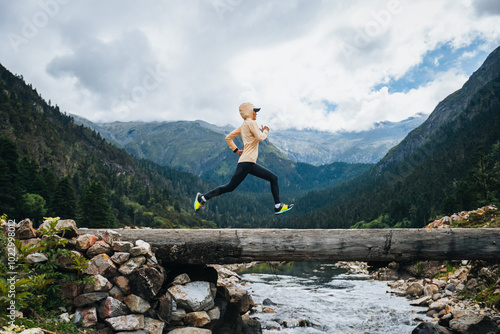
[52,176,76,219]
[78,181,115,228]
[0,137,20,216]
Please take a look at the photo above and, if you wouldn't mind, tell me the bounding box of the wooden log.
[80,228,500,265]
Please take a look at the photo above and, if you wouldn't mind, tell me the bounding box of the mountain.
[72,117,371,195]
[282,45,500,229]
[269,114,427,165]
[0,64,216,228]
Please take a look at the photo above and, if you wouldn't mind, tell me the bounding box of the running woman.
[194,102,293,215]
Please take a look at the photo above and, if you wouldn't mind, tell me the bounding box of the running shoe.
[275,203,294,215]
[194,192,206,212]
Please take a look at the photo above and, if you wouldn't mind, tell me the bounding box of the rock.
[172,273,191,286]
[423,284,439,297]
[105,314,144,331]
[111,252,130,265]
[75,234,99,251]
[97,328,114,334]
[136,240,154,257]
[411,322,454,334]
[56,250,84,271]
[410,296,432,306]
[263,298,277,306]
[76,306,98,327]
[118,256,147,275]
[16,219,37,239]
[157,292,173,322]
[74,292,109,307]
[449,314,499,334]
[87,240,113,257]
[130,246,149,257]
[168,281,215,312]
[109,286,125,301]
[115,331,148,334]
[60,312,71,323]
[445,283,456,292]
[429,298,450,311]
[144,317,165,334]
[39,219,79,238]
[86,254,117,277]
[97,296,129,319]
[61,281,82,299]
[96,229,121,245]
[207,306,220,321]
[72,311,83,325]
[406,282,424,296]
[167,328,212,334]
[466,278,478,290]
[88,274,112,292]
[114,276,131,294]
[227,286,255,314]
[171,308,187,322]
[113,241,134,252]
[124,294,151,314]
[26,252,48,263]
[185,311,211,327]
[129,264,166,299]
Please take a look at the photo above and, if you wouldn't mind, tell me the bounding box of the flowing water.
[240,262,423,334]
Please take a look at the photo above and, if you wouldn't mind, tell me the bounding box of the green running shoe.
[275,203,294,215]
[194,193,206,212]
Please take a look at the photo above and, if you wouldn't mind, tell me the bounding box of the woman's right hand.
[237,150,243,156]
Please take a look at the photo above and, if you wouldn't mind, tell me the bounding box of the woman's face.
[252,111,257,120]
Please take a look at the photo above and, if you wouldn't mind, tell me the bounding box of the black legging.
[204,162,280,204]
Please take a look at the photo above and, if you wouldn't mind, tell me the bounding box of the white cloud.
[0,0,499,132]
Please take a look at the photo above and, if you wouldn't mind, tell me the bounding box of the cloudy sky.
[1,0,500,132]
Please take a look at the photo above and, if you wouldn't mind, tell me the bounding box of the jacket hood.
[239,102,254,120]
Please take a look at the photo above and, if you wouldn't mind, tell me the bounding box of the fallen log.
[79,228,500,265]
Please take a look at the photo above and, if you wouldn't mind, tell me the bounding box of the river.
[240,262,423,334]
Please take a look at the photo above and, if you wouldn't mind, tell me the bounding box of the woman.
[194,102,293,215]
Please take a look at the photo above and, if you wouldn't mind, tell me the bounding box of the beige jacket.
[225,103,269,163]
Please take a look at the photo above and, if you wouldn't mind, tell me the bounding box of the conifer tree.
[78,181,115,228]
[0,137,20,216]
[52,176,76,219]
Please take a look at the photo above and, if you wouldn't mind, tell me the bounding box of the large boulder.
[168,281,215,312]
[129,264,166,299]
[449,314,499,334]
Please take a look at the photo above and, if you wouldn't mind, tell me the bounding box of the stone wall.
[12,219,262,334]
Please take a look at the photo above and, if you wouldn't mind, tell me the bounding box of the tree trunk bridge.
[81,228,500,265]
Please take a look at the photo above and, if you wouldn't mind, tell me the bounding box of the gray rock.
[168,281,215,312]
[157,292,173,322]
[39,219,79,238]
[124,294,151,314]
[105,314,144,331]
[87,240,113,257]
[113,241,134,252]
[118,256,146,275]
[411,322,453,334]
[98,296,129,319]
[429,298,450,311]
[167,327,212,334]
[129,264,165,299]
[171,308,187,322]
[96,229,121,245]
[76,306,98,328]
[406,282,424,296]
[172,273,191,286]
[74,292,109,307]
[410,296,431,306]
[26,252,48,263]
[129,246,149,257]
[86,254,117,277]
[445,283,456,292]
[144,317,165,334]
[109,286,125,301]
[111,252,130,265]
[449,314,499,334]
